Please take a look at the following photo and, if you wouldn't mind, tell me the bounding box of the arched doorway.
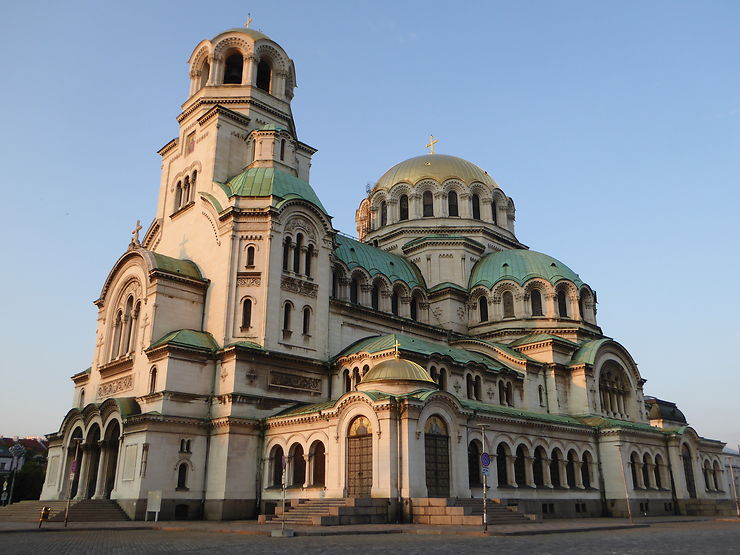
[310,441,326,486]
[103,420,120,498]
[347,416,372,497]
[681,444,697,499]
[85,424,102,498]
[424,415,450,497]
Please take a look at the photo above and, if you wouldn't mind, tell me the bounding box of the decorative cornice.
[197,105,251,128]
[98,356,133,379]
[178,97,291,126]
[157,138,178,157]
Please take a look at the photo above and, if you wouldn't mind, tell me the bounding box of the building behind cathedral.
[38,25,735,522]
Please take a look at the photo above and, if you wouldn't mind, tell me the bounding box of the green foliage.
[11,460,45,502]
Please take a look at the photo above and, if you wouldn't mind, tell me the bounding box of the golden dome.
[362,358,437,386]
[374,154,497,191]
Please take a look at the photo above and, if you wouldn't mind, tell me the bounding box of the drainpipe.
[200,357,218,519]
[593,431,608,516]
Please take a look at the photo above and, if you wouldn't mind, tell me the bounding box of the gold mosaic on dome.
[349,415,372,436]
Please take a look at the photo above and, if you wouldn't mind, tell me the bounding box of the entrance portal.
[347,416,372,497]
[424,415,450,497]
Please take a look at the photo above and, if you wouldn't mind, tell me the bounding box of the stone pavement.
[1,520,740,555]
[0,515,725,537]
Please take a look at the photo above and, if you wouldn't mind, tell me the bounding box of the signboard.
[482,467,490,476]
[145,490,162,522]
[481,452,491,467]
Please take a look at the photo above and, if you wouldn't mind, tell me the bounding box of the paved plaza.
[1,520,739,554]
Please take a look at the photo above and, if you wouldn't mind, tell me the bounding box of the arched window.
[538,385,545,406]
[438,368,447,391]
[175,181,183,210]
[682,444,697,498]
[533,447,545,486]
[447,191,458,216]
[429,366,439,383]
[630,452,641,489]
[223,53,243,84]
[654,454,664,489]
[474,375,482,401]
[283,303,292,331]
[191,169,197,188]
[111,310,123,359]
[466,374,475,399]
[468,441,482,487]
[271,445,284,486]
[290,444,305,486]
[498,381,506,405]
[371,283,380,310]
[183,176,191,204]
[256,60,271,91]
[506,382,513,406]
[410,294,418,321]
[496,443,509,486]
[471,194,481,219]
[582,452,593,489]
[557,290,569,317]
[391,290,399,316]
[422,191,434,217]
[311,442,326,486]
[199,60,210,89]
[479,296,488,322]
[491,200,498,224]
[380,201,387,226]
[282,237,292,272]
[550,449,562,487]
[343,369,351,393]
[502,291,515,318]
[515,446,527,487]
[305,244,313,277]
[78,388,85,408]
[280,138,286,161]
[149,368,157,394]
[302,307,310,335]
[293,233,303,273]
[399,195,409,221]
[242,299,252,328]
[531,289,543,316]
[122,296,135,354]
[246,246,255,267]
[176,463,188,490]
[352,367,361,389]
[350,276,359,304]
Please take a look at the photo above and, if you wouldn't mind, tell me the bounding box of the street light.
[64,438,82,527]
[8,443,26,506]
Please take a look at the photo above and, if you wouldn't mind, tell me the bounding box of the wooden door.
[348,435,372,497]
[425,433,450,497]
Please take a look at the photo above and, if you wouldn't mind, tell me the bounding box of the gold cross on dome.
[245,14,253,28]
[392,340,401,359]
[426,134,438,154]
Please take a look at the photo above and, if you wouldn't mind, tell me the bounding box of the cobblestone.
[1,520,739,554]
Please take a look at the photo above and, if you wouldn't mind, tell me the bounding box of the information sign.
[482,467,490,476]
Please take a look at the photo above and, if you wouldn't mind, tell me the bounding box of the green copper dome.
[362,358,437,386]
[222,167,327,214]
[374,154,497,191]
[470,249,584,290]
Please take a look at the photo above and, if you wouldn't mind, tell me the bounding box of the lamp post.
[7,443,26,505]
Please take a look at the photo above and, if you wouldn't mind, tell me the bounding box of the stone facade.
[40,25,735,521]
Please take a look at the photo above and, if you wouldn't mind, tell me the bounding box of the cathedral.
[40,25,734,522]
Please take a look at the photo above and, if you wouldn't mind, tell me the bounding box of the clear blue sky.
[1,1,738,449]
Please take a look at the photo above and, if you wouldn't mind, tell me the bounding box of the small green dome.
[223,167,327,214]
[470,249,584,290]
[362,358,437,385]
[374,154,496,191]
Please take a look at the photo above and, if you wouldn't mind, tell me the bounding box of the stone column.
[645,463,657,489]
[524,456,535,487]
[459,193,471,218]
[92,440,108,499]
[542,457,553,488]
[241,55,252,85]
[74,444,91,500]
[303,454,310,488]
[506,455,518,488]
[558,459,568,488]
[634,459,645,489]
[206,56,217,86]
[574,461,585,489]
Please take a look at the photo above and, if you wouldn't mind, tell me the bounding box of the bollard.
[38,506,50,529]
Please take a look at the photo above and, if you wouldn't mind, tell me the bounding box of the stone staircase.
[0,500,129,522]
[411,497,536,526]
[259,498,389,526]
